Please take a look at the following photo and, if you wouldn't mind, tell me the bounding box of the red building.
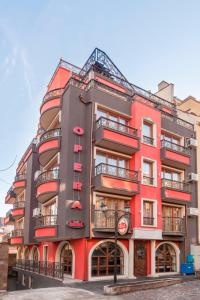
[4,49,198,286]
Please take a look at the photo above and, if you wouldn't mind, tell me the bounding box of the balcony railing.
[93,209,130,230]
[143,217,154,226]
[96,116,138,137]
[35,215,57,227]
[15,173,26,181]
[143,135,154,145]
[13,201,25,209]
[143,176,154,185]
[162,179,190,192]
[11,229,24,237]
[162,217,185,234]
[16,259,64,280]
[36,169,59,185]
[161,111,194,131]
[43,88,64,103]
[95,163,138,181]
[161,139,191,156]
[40,128,61,143]
[6,209,12,217]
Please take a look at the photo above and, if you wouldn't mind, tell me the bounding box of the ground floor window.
[91,241,124,277]
[60,243,73,275]
[156,243,177,273]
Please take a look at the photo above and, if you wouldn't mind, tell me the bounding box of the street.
[1,280,200,300]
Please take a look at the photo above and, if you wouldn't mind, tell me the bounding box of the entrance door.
[134,241,147,277]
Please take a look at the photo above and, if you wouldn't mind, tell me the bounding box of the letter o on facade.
[73,127,84,135]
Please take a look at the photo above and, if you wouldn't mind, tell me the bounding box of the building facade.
[3,48,199,283]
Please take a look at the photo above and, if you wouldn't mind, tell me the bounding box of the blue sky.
[1,0,200,215]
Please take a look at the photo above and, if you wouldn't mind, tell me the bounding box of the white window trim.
[141,198,157,227]
[142,117,157,147]
[141,156,157,187]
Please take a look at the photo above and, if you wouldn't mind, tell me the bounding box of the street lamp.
[100,202,130,284]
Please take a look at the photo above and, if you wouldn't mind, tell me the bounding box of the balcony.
[38,128,61,166]
[94,117,140,154]
[93,209,131,232]
[40,88,63,130]
[4,210,14,225]
[162,217,185,235]
[10,229,24,245]
[16,259,64,280]
[13,174,26,195]
[34,215,57,239]
[11,201,25,219]
[93,163,139,196]
[36,170,59,203]
[162,179,191,203]
[5,187,16,204]
[161,140,191,169]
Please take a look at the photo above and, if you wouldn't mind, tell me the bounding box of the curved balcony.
[4,210,14,225]
[12,201,25,219]
[38,128,61,166]
[34,215,57,239]
[5,187,16,204]
[13,174,26,195]
[10,229,24,245]
[36,169,59,203]
[93,163,139,196]
[40,88,63,130]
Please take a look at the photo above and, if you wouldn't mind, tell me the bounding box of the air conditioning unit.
[187,207,199,216]
[186,138,198,148]
[188,173,198,182]
[33,208,41,217]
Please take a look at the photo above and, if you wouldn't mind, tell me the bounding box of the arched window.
[91,242,124,277]
[156,243,177,273]
[60,243,72,275]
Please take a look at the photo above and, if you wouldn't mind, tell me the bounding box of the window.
[162,205,183,233]
[162,168,183,190]
[96,108,129,133]
[143,201,154,226]
[91,242,124,277]
[156,243,177,273]
[94,195,130,229]
[60,243,73,275]
[143,120,154,145]
[161,132,180,145]
[42,200,57,226]
[95,152,129,178]
[142,160,154,185]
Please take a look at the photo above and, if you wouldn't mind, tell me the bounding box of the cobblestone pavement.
[1,280,200,300]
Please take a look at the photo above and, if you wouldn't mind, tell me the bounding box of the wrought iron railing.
[36,169,59,185]
[162,217,185,234]
[43,88,64,103]
[143,217,154,226]
[143,176,154,185]
[15,173,26,181]
[162,179,190,192]
[95,163,138,181]
[6,187,16,197]
[40,128,61,143]
[93,209,130,230]
[161,111,194,131]
[13,201,25,209]
[161,139,191,156]
[35,215,57,227]
[16,259,64,279]
[143,135,154,145]
[6,209,12,217]
[96,116,138,137]
[11,229,24,237]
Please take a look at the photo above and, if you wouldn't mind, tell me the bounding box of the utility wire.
[0,155,17,172]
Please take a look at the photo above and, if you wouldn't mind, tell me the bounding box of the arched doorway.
[24,248,29,260]
[60,243,73,276]
[156,243,177,273]
[91,241,124,277]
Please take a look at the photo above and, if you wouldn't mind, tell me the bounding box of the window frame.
[141,198,157,227]
[142,157,157,187]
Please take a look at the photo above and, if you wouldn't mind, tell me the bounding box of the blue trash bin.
[186,254,194,264]
[181,263,194,275]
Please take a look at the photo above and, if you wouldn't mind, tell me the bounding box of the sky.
[1,0,200,215]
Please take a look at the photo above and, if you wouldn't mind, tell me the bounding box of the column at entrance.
[128,239,136,278]
[150,240,158,277]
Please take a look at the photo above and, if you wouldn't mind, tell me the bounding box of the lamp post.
[100,202,130,284]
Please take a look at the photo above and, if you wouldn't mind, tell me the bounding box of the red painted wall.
[13,180,26,189]
[37,181,58,196]
[39,139,59,154]
[164,189,191,201]
[165,150,190,165]
[130,100,162,230]
[35,227,57,238]
[102,176,139,193]
[40,98,61,115]
[103,129,139,148]
[48,67,71,92]
[12,208,24,217]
